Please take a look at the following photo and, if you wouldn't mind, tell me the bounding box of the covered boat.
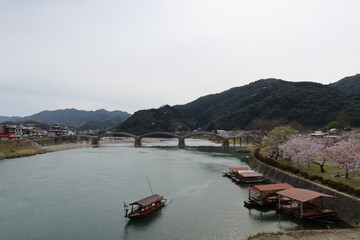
[125,194,167,218]
[244,183,293,207]
[277,188,336,220]
[223,167,251,177]
[233,171,266,184]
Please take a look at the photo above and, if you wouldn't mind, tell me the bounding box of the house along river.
[0,139,326,240]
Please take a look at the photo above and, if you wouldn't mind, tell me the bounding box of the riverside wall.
[249,153,360,227]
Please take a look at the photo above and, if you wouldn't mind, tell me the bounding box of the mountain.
[0,116,22,123]
[116,76,360,134]
[329,74,360,95]
[115,105,198,135]
[1,109,131,130]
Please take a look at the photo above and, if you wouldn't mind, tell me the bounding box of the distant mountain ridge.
[0,108,131,130]
[115,74,360,134]
[2,74,359,133]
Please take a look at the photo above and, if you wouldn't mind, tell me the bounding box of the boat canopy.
[229,167,250,172]
[239,172,263,178]
[248,183,293,192]
[129,194,163,207]
[277,188,334,202]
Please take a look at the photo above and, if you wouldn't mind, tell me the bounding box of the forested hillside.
[115,105,198,135]
[116,76,360,134]
[329,74,360,95]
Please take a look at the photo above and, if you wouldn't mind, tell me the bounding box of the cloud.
[1,0,360,116]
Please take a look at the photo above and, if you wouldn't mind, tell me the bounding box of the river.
[0,139,325,240]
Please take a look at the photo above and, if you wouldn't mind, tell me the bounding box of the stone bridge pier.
[222,139,229,147]
[91,138,99,145]
[178,136,185,148]
[134,137,142,147]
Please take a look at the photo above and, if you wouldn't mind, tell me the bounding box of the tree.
[325,132,360,178]
[245,118,286,145]
[336,110,351,128]
[322,121,344,132]
[262,125,298,158]
[279,135,327,172]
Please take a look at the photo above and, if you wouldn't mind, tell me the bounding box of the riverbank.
[249,228,360,240]
[42,142,92,152]
[0,138,171,160]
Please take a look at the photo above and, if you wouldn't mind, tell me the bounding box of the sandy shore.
[250,229,360,240]
[42,142,93,152]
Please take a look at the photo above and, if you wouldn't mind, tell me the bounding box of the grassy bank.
[0,141,47,159]
[256,148,360,197]
[276,157,360,190]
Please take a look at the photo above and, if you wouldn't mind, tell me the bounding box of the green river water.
[0,139,327,240]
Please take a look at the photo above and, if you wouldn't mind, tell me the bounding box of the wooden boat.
[277,188,337,220]
[125,194,167,218]
[233,171,266,184]
[244,183,292,207]
[222,167,252,177]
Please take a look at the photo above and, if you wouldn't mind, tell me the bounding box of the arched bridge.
[91,131,254,148]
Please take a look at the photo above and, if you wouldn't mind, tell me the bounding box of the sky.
[1,0,359,117]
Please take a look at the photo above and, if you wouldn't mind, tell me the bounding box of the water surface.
[0,139,326,240]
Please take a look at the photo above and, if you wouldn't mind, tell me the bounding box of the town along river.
[0,139,330,240]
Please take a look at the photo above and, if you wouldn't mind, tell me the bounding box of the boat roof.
[239,172,263,177]
[229,167,250,172]
[248,183,293,192]
[129,194,163,207]
[277,188,334,202]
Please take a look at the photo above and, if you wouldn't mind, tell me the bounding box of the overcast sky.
[1,0,359,117]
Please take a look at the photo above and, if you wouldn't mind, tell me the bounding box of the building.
[48,125,75,137]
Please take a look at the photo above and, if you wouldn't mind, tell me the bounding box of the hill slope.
[329,74,360,95]
[1,109,131,130]
[114,105,197,135]
[117,77,360,133]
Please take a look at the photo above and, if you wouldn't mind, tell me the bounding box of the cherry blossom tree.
[279,135,328,172]
[325,133,360,178]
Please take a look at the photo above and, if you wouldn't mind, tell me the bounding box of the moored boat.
[244,183,293,207]
[276,188,337,221]
[233,171,267,184]
[222,167,252,177]
[125,194,167,218]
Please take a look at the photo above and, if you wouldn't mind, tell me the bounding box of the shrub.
[321,179,329,185]
[309,175,318,181]
[301,172,309,178]
[348,187,355,194]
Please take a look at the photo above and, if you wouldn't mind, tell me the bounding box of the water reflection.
[122,208,164,240]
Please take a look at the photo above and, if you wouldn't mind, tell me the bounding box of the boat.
[276,188,337,221]
[222,167,252,177]
[125,194,167,218]
[232,171,267,184]
[244,183,293,207]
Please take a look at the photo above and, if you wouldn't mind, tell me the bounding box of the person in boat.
[124,202,129,216]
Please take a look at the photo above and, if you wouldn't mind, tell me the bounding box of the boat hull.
[125,199,167,218]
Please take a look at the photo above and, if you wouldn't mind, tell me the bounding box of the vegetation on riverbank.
[255,148,360,198]
[0,141,47,159]
[247,231,282,239]
[247,229,360,240]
